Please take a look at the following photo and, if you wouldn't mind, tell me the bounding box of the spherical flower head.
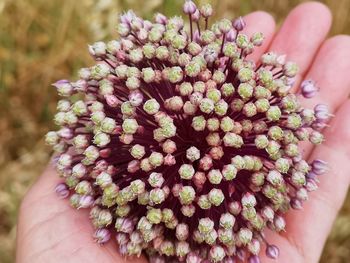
[47,4,328,262]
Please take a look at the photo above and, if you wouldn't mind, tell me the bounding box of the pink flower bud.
[120,10,136,26]
[116,218,134,233]
[57,127,73,139]
[127,160,140,173]
[176,223,189,241]
[154,13,168,24]
[312,121,328,130]
[119,244,128,255]
[183,0,197,15]
[55,183,69,198]
[72,163,87,178]
[105,94,120,107]
[99,148,111,158]
[193,171,206,189]
[95,160,108,171]
[273,215,286,231]
[93,228,111,244]
[290,198,303,210]
[116,232,129,246]
[226,29,237,42]
[228,201,242,215]
[266,244,279,259]
[311,159,327,175]
[199,155,213,171]
[129,90,144,106]
[301,79,318,98]
[192,9,200,21]
[72,79,88,92]
[306,179,318,192]
[52,80,74,97]
[78,195,94,209]
[241,192,257,207]
[248,256,261,263]
[164,154,176,166]
[233,17,246,31]
[193,30,201,42]
[314,104,331,122]
[186,252,202,263]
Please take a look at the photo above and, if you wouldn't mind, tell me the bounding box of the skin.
[17,2,350,263]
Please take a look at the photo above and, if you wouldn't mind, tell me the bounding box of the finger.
[298,35,350,156]
[242,11,276,62]
[18,165,67,235]
[269,2,332,89]
[271,100,350,263]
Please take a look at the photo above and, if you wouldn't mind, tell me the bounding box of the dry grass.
[0,0,349,262]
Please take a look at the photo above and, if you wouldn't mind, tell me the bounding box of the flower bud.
[55,183,69,198]
[238,228,252,245]
[209,245,225,262]
[208,188,224,206]
[183,0,197,15]
[89,41,107,57]
[93,228,111,244]
[233,17,245,31]
[176,223,189,241]
[311,159,327,175]
[266,244,279,259]
[179,186,196,205]
[78,195,94,209]
[241,192,257,208]
[301,79,318,98]
[219,213,236,229]
[52,80,73,97]
[200,4,213,18]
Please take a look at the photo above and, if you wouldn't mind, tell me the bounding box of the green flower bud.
[236,33,249,48]
[238,83,254,100]
[198,195,212,210]
[268,126,284,141]
[179,186,196,205]
[122,118,139,134]
[223,132,243,148]
[179,164,195,179]
[266,106,282,121]
[146,208,162,224]
[223,42,239,58]
[208,188,224,206]
[149,188,166,205]
[238,67,254,82]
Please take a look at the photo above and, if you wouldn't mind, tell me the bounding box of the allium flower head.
[46,1,328,261]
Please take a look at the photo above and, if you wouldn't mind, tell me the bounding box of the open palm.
[17,2,350,263]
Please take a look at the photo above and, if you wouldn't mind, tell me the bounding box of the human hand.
[17,2,350,263]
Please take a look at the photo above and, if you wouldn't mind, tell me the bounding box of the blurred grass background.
[0,0,349,262]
